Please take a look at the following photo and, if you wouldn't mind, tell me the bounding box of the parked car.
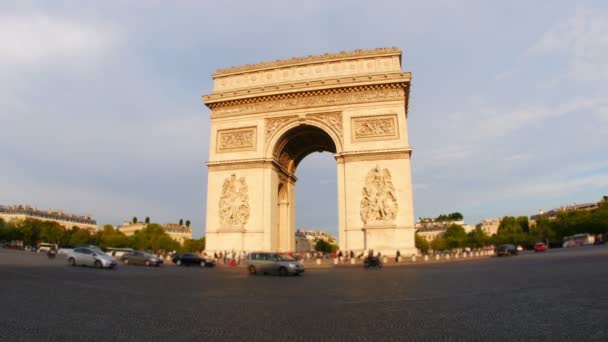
[172,253,215,267]
[247,252,305,276]
[534,242,548,252]
[37,242,58,253]
[496,244,518,257]
[121,251,163,267]
[65,246,117,269]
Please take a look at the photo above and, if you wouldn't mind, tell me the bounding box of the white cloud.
[527,9,608,82]
[0,13,118,67]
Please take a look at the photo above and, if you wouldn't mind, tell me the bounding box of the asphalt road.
[1,246,607,341]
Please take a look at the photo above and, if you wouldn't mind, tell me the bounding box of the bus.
[562,234,595,248]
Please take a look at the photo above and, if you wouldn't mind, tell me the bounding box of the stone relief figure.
[360,166,398,225]
[219,174,250,226]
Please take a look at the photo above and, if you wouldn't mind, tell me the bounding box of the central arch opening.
[272,124,339,252]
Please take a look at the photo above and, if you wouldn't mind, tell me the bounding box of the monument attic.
[202,47,415,256]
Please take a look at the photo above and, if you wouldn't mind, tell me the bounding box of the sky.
[1,1,607,238]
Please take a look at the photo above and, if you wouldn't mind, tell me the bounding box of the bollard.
[446,254,451,260]
[333,258,338,265]
[455,253,459,259]
[435,255,440,261]
[383,257,388,264]
[350,258,355,265]
[316,258,321,265]
[411,256,416,263]
[464,253,468,258]
[397,256,402,263]
[424,255,429,262]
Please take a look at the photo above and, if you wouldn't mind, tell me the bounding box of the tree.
[467,228,489,248]
[185,220,191,227]
[415,234,430,254]
[145,217,150,224]
[430,237,447,251]
[314,239,337,253]
[179,219,184,226]
[443,224,468,248]
[132,217,138,224]
[183,237,205,253]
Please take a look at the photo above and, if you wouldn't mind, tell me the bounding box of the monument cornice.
[205,78,411,118]
[213,47,402,77]
[204,72,410,105]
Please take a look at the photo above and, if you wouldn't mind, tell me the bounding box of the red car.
[534,242,548,252]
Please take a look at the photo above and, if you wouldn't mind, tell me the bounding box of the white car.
[65,246,117,269]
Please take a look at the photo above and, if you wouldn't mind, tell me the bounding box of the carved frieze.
[216,127,256,152]
[307,112,342,136]
[219,174,250,226]
[360,166,398,225]
[265,116,297,141]
[352,115,398,141]
[211,87,405,117]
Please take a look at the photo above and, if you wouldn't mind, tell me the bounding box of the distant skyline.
[2,1,607,238]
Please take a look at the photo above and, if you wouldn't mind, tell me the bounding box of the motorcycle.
[363,255,382,268]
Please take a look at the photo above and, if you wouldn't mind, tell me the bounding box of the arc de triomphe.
[203,47,415,256]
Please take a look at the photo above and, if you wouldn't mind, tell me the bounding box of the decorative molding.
[214,47,401,76]
[210,86,405,117]
[218,174,250,227]
[307,111,342,136]
[216,127,256,153]
[265,116,298,141]
[352,115,398,141]
[360,166,398,226]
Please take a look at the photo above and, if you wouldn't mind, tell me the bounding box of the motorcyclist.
[47,246,57,259]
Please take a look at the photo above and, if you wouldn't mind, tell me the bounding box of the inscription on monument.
[352,115,398,141]
[219,174,250,227]
[360,166,398,226]
[217,127,256,152]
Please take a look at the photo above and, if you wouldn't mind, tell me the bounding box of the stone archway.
[203,48,416,256]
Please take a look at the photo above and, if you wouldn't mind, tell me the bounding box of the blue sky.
[1,1,607,238]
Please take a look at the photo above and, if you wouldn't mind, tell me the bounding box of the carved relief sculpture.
[307,111,342,136]
[217,127,256,152]
[265,116,297,141]
[219,174,250,226]
[352,115,398,141]
[360,166,398,225]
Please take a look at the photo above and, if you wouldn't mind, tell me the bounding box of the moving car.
[120,250,163,267]
[106,247,134,259]
[172,253,215,267]
[65,246,117,269]
[496,244,518,257]
[37,242,58,253]
[534,242,548,252]
[248,252,305,276]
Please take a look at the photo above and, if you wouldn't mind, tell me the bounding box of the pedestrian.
[395,250,401,262]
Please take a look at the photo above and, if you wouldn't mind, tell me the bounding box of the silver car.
[66,246,117,269]
[248,252,304,276]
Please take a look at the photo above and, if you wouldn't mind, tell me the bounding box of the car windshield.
[277,254,295,261]
[89,247,105,255]
[142,252,155,257]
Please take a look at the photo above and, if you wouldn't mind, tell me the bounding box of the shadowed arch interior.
[273,125,337,175]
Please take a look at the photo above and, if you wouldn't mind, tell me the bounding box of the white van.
[37,242,58,253]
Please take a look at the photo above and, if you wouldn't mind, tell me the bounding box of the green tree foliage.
[430,236,448,251]
[493,216,532,246]
[185,220,191,227]
[443,224,468,248]
[98,225,130,249]
[131,224,179,252]
[183,237,205,252]
[145,217,150,224]
[314,239,338,253]
[415,234,430,254]
[467,228,489,248]
[132,217,138,224]
[178,219,184,226]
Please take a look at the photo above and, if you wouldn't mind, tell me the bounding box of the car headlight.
[288,263,296,268]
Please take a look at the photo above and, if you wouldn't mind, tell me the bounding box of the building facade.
[118,222,193,245]
[0,205,98,232]
[476,218,500,236]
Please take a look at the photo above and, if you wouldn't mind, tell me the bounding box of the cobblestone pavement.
[1,246,607,341]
